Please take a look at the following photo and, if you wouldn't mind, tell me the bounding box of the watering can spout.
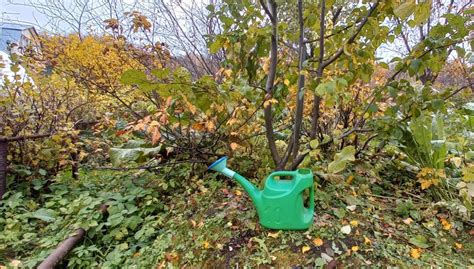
[208,157,262,208]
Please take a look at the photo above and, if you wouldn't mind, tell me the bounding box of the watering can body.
[208,157,315,230]
[258,169,314,230]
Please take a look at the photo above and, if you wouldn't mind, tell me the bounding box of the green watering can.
[208,156,314,230]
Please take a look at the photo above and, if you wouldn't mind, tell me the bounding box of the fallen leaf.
[268,231,280,238]
[346,205,357,211]
[341,225,351,235]
[346,175,354,184]
[410,248,421,259]
[9,260,21,268]
[440,218,452,230]
[364,236,371,245]
[420,179,432,190]
[409,235,430,248]
[313,237,324,247]
[235,190,242,196]
[403,218,413,225]
[230,142,239,151]
[302,245,311,254]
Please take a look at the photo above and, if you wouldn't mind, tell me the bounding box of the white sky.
[1,0,49,29]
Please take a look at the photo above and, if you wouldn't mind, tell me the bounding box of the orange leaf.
[440,218,452,230]
[410,248,421,259]
[230,142,239,151]
[313,237,323,247]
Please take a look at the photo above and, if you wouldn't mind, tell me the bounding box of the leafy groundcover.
[0,167,472,268]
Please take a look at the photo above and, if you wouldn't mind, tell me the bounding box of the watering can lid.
[208,156,228,170]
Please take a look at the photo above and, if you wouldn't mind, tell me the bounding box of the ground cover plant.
[0,0,473,267]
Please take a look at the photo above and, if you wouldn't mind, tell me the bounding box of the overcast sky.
[1,0,50,28]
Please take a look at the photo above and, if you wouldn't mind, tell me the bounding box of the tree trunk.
[0,141,8,200]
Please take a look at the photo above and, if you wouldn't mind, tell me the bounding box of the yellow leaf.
[454,243,463,249]
[263,98,278,108]
[350,220,358,227]
[302,245,311,254]
[346,175,354,184]
[351,245,359,252]
[313,237,323,247]
[410,248,421,259]
[364,236,371,245]
[230,142,239,151]
[268,231,280,238]
[420,179,432,190]
[235,190,242,196]
[440,218,452,230]
[223,69,232,77]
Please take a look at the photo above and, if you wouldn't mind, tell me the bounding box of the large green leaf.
[120,69,147,85]
[109,146,162,166]
[31,208,57,222]
[328,146,356,173]
[409,235,430,248]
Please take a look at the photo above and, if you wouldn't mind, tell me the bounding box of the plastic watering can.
[208,156,314,230]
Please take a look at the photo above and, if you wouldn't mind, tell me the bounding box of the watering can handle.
[309,185,315,211]
[268,171,296,180]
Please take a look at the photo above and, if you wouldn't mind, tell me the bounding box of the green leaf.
[344,195,363,206]
[394,1,416,19]
[368,104,378,113]
[409,235,430,248]
[209,37,224,54]
[120,69,147,85]
[310,139,319,149]
[413,0,431,25]
[31,208,57,222]
[151,68,170,80]
[328,146,356,174]
[109,146,162,166]
[315,81,336,96]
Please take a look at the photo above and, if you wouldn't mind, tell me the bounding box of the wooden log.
[0,140,8,199]
[37,205,108,269]
[37,228,86,269]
